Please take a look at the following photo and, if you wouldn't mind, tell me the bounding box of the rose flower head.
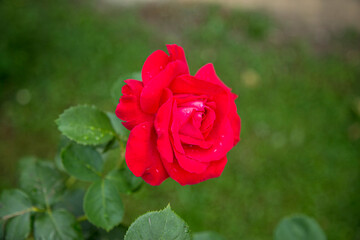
[115,44,240,186]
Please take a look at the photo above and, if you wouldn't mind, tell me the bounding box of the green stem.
[1,206,45,221]
[77,215,87,222]
[32,206,46,213]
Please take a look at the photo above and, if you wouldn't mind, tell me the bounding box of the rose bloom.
[115,45,240,185]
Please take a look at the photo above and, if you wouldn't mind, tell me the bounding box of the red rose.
[115,45,240,186]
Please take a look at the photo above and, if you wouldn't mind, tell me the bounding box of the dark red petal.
[195,65,240,145]
[125,122,168,185]
[179,122,203,140]
[166,44,189,73]
[115,80,154,130]
[174,150,209,174]
[142,50,169,85]
[171,74,230,138]
[141,166,169,186]
[162,156,227,186]
[140,61,188,114]
[176,106,194,126]
[170,74,226,96]
[174,94,207,105]
[184,119,234,162]
[170,75,230,119]
[170,101,185,154]
[154,89,174,163]
[200,107,216,138]
[195,63,231,91]
[179,134,213,149]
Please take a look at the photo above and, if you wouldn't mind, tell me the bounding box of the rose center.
[175,95,216,143]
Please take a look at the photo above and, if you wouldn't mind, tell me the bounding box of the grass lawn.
[1,0,359,239]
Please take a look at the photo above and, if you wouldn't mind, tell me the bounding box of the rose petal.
[200,106,216,138]
[179,134,213,149]
[125,122,168,185]
[184,119,234,162]
[171,75,230,138]
[170,75,226,96]
[166,44,189,73]
[175,94,207,105]
[154,89,174,163]
[170,75,229,118]
[177,106,195,125]
[140,60,188,114]
[170,101,185,154]
[141,165,169,186]
[174,150,209,174]
[195,65,240,145]
[179,121,204,140]
[195,63,231,91]
[142,50,169,85]
[162,156,227,186]
[115,80,154,130]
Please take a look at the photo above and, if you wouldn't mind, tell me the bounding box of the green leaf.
[0,220,4,239]
[274,215,326,240]
[0,189,32,220]
[102,148,122,175]
[56,105,115,145]
[106,167,142,194]
[19,158,65,207]
[124,205,191,240]
[106,112,130,140]
[55,136,71,172]
[34,209,83,240]
[83,179,124,231]
[101,137,119,154]
[61,142,103,182]
[111,72,141,104]
[54,189,85,217]
[193,231,226,240]
[5,212,31,240]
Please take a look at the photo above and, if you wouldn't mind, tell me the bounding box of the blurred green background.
[0,0,359,239]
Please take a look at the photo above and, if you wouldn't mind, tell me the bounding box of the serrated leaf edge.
[55,105,116,146]
[124,204,191,240]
